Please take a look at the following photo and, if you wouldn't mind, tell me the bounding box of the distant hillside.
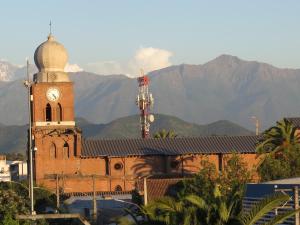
[0,125,27,153]
[0,114,253,154]
[79,114,253,139]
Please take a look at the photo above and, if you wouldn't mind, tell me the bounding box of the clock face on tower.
[46,87,60,102]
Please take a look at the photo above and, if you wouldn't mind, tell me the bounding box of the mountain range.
[0,55,300,130]
[0,114,252,154]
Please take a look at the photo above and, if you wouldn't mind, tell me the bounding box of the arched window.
[46,103,52,121]
[63,142,70,159]
[114,185,122,192]
[50,143,56,159]
[56,103,62,122]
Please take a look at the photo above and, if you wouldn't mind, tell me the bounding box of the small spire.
[47,20,54,41]
[49,20,52,35]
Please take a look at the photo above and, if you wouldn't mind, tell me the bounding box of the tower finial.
[49,20,52,35]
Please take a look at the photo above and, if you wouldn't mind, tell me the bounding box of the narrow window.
[46,103,52,121]
[218,154,223,172]
[50,143,56,159]
[56,103,62,122]
[63,143,70,159]
[105,157,109,175]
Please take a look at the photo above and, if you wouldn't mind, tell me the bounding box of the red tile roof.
[136,176,184,203]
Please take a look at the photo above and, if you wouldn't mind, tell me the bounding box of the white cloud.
[84,47,173,77]
[129,47,173,75]
[64,63,83,72]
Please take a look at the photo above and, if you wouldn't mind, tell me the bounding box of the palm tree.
[145,196,188,225]
[256,119,300,171]
[184,184,243,225]
[119,185,300,225]
[256,118,300,155]
[116,205,165,225]
[188,190,300,225]
[154,129,177,138]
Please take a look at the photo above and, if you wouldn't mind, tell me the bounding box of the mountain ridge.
[0,54,299,130]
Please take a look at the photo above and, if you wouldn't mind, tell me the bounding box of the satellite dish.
[148,114,155,123]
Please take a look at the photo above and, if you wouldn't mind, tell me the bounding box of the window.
[105,157,109,175]
[218,154,223,172]
[114,163,123,170]
[56,103,62,122]
[46,103,52,121]
[114,185,122,192]
[170,160,180,169]
[63,142,70,158]
[50,143,56,159]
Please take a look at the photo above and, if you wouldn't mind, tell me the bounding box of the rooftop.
[286,117,300,128]
[81,135,259,157]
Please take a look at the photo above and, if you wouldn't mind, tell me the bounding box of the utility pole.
[251,116,259,135]
[295,186,299,225]
[24,59,35,216]
[92,175,97,223]
[56,174,60,209]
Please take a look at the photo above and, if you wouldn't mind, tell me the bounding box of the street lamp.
[251,116,260,135]
[23,59,35,216]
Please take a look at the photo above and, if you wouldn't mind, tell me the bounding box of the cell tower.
[136,70,154,138]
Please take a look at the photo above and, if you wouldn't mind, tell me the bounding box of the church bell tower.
[31,34,82,186]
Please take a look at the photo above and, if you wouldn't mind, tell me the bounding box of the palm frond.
[148,196,183,213]
[123,208,139,224]
[185,194,207,210]
[117,216,136,225]
[240,193,290,225]
[264,208,300,225]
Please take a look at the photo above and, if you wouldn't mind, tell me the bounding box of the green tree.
[153,129,177,138]
[146,184,242,225]
[178,153,252,201]
[256,119,300,181]
[256,118,300,155]
[0,189,29,225]
[118,153,300,225]
[122,186,298,225]
[117,154,253,225]
[258,145,300,181]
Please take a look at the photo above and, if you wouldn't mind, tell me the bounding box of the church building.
[31,34,260,195]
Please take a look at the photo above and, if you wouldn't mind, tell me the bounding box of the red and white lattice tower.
[136,70,154,138]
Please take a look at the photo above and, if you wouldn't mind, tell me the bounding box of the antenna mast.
[136,70,154,138]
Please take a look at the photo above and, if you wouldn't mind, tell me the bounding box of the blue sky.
[1,0,300,75]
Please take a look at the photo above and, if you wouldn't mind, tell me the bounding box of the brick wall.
[35,152,260,193]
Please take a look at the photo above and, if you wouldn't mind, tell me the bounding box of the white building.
[0,155,11,182]
[8,160,27,181]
